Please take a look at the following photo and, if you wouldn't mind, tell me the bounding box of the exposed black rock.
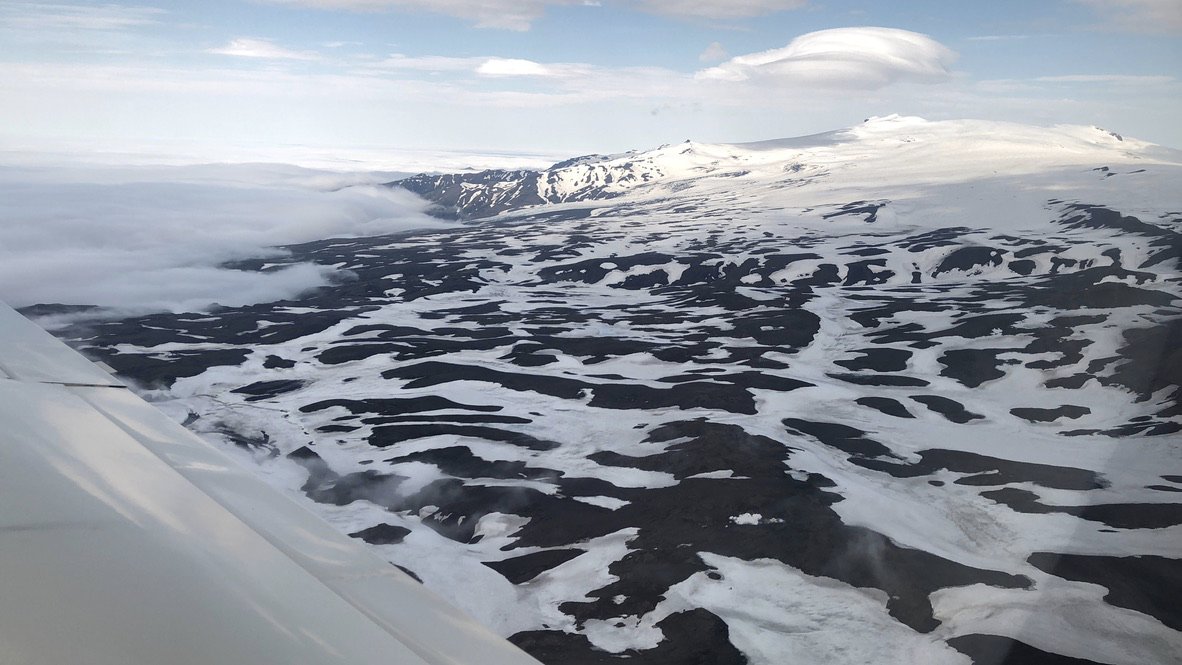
[935,247,1005,275]
[349,523,412,545]
[983,488,1182,529]
[828,373,930,387]
[910,395,985,423]
[231,379,306,401]
[1028,553,1182,631]
[782,418,897,460]
[511,609,748,665]
[484,549,586,584]
[263,355,297,369]
[1010,405,1091,422]
[857,450,1103,490]
[855,396,916,419]
[947,634,1106,665]
[836,348,912,372]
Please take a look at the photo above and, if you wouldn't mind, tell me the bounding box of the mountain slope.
[46,117,1182,665]
[393,115,1174,222]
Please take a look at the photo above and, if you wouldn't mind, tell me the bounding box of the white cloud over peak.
[696,27,956,89]
[1076,0,1182,33]
[210,37,320,60]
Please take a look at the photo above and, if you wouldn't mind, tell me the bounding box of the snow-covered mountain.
[43,116,1182,665]
[394,115,1172,222]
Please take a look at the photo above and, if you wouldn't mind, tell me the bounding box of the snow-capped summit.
[395,116,1179,222]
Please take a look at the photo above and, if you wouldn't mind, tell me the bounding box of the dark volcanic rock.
[349,523,412,545]
[858,450,1103,490]
[1028,553,1182,631]
[836,347,912,372]
[939,349,1013,388]
[511,609,748,665]
[231,379,306,401]
[910,395,985,423]
[983,488,1182,529]
[948,634,1106,665]
[934,246,1005,275]
[856,396,916,418]
[84,347,250,388]
[828,372,930,387]
[484,549,586,584]
[782,418,897,460]
[1010,405,1091,422]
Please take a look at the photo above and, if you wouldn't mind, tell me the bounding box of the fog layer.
[0,162,443,313]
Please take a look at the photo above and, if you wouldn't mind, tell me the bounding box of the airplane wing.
[0,302,543,665]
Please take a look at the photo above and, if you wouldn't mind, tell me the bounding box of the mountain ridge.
[391,115,1178,220]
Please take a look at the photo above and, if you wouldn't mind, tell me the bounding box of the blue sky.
[1,0,1179,159]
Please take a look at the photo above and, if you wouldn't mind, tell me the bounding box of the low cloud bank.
[0,162,444,314]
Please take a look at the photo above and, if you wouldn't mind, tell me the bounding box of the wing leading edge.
[0,302,542,665]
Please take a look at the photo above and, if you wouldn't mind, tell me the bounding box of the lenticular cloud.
[697,27,957,89]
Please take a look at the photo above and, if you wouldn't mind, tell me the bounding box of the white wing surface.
[0,302,542,665]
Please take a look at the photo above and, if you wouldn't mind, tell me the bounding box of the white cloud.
[364,54,587,80]
[0,164,445,313]
[696,27,957,89]
[476,58,555,77]
[699,41,728,63]
[635,0,806,19]
[1075,0,1182,33]
[210,38,320,60]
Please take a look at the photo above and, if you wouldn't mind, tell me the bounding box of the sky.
[0,0,1179,313]
[1,0,1180,160]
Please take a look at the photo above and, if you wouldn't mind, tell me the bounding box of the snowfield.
[43,116,1182,664]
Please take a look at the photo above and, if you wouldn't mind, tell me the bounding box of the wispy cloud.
[698,41,728,63]
[209,38,320,61]
[697,27,957,89]
[967,34,1030,42]
[635,0,806,19]
[365,54,485,72]
[257,0,808,30]
[0,2,164,31]
[1034,74,1176,84]
[258,0,576,31]
[1074,0,1182,33]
